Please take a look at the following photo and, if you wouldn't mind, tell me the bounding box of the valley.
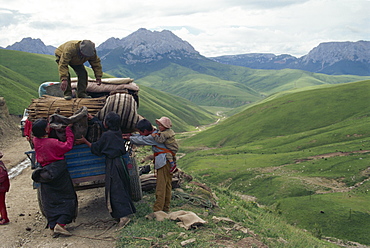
[1,33,370,247]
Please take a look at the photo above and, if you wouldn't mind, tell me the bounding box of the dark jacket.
[55,40,103,81]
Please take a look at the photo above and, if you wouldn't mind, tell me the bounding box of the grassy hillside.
[182,80,370,148]
[0,49,59,83]
[189,58,370,95]
[0,50,60,114]
[137,63,261,107]
[0,65,37,114]
[0,50,216,131]
[0,49,81,114]
[115,179,340,247]
[137,84,216,132]
[179,80,370,245]
[107,56,370,108]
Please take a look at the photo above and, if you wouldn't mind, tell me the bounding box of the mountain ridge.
[2,30,369,76]
[211,41,370,76]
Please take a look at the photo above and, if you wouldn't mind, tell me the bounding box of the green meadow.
[180,80,370,245]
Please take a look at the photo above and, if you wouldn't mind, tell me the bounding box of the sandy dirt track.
[0,137,120,248]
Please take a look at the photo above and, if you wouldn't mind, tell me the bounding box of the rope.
[94,222,116,237]
[47,98,58,116]
[64,219,118,241]
[73,98,81,113]
[72,234,116,241]
[172,191,214,208]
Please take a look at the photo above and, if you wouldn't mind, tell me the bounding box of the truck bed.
[65,144,106,188]
[27,143,142,201]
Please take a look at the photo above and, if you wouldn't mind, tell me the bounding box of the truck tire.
[130,155,142,202]
[124,153,143,202]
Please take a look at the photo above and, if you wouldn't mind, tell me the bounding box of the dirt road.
[0,137,120,248]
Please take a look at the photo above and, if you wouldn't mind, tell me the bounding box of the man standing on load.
[55,40,102,100]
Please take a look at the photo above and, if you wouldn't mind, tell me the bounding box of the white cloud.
[0,0,369,57]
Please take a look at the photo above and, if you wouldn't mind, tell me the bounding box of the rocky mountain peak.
[6,37,56,55]
[96,37,122,51]
[97,28,200,60]
[302,40,370,64]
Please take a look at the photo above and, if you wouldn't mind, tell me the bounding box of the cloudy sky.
[0,0,369,57]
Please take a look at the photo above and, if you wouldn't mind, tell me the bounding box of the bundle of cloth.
[38,78,140,105]
[48,106,89,141]
[72,77,139,103]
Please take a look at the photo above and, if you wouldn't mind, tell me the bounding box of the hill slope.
[137,84,216,132]
[136,63,261,107]
[182,80,370,148]
[0,49,215,131]
[179,79,370,245]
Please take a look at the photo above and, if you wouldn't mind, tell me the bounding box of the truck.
[25,78,143,214]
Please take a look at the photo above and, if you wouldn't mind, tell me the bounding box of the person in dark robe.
[31,119,77,237]
[76,111,136,227]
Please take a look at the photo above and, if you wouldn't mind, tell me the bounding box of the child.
[0,151,10,225]
[124,119,172,212]
[76,112,136,228]
[152,117,179,173]
[31,119,77,236]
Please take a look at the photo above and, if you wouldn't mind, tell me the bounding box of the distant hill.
[182,79,370,148]
[0,49,215,131]
[134,58,369,107]
[210,41,370,76]
[3,31,370,108]
[0,50,57,114]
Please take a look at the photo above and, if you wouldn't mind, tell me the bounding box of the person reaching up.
[123,119,173,213]
[31,119,77,237]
